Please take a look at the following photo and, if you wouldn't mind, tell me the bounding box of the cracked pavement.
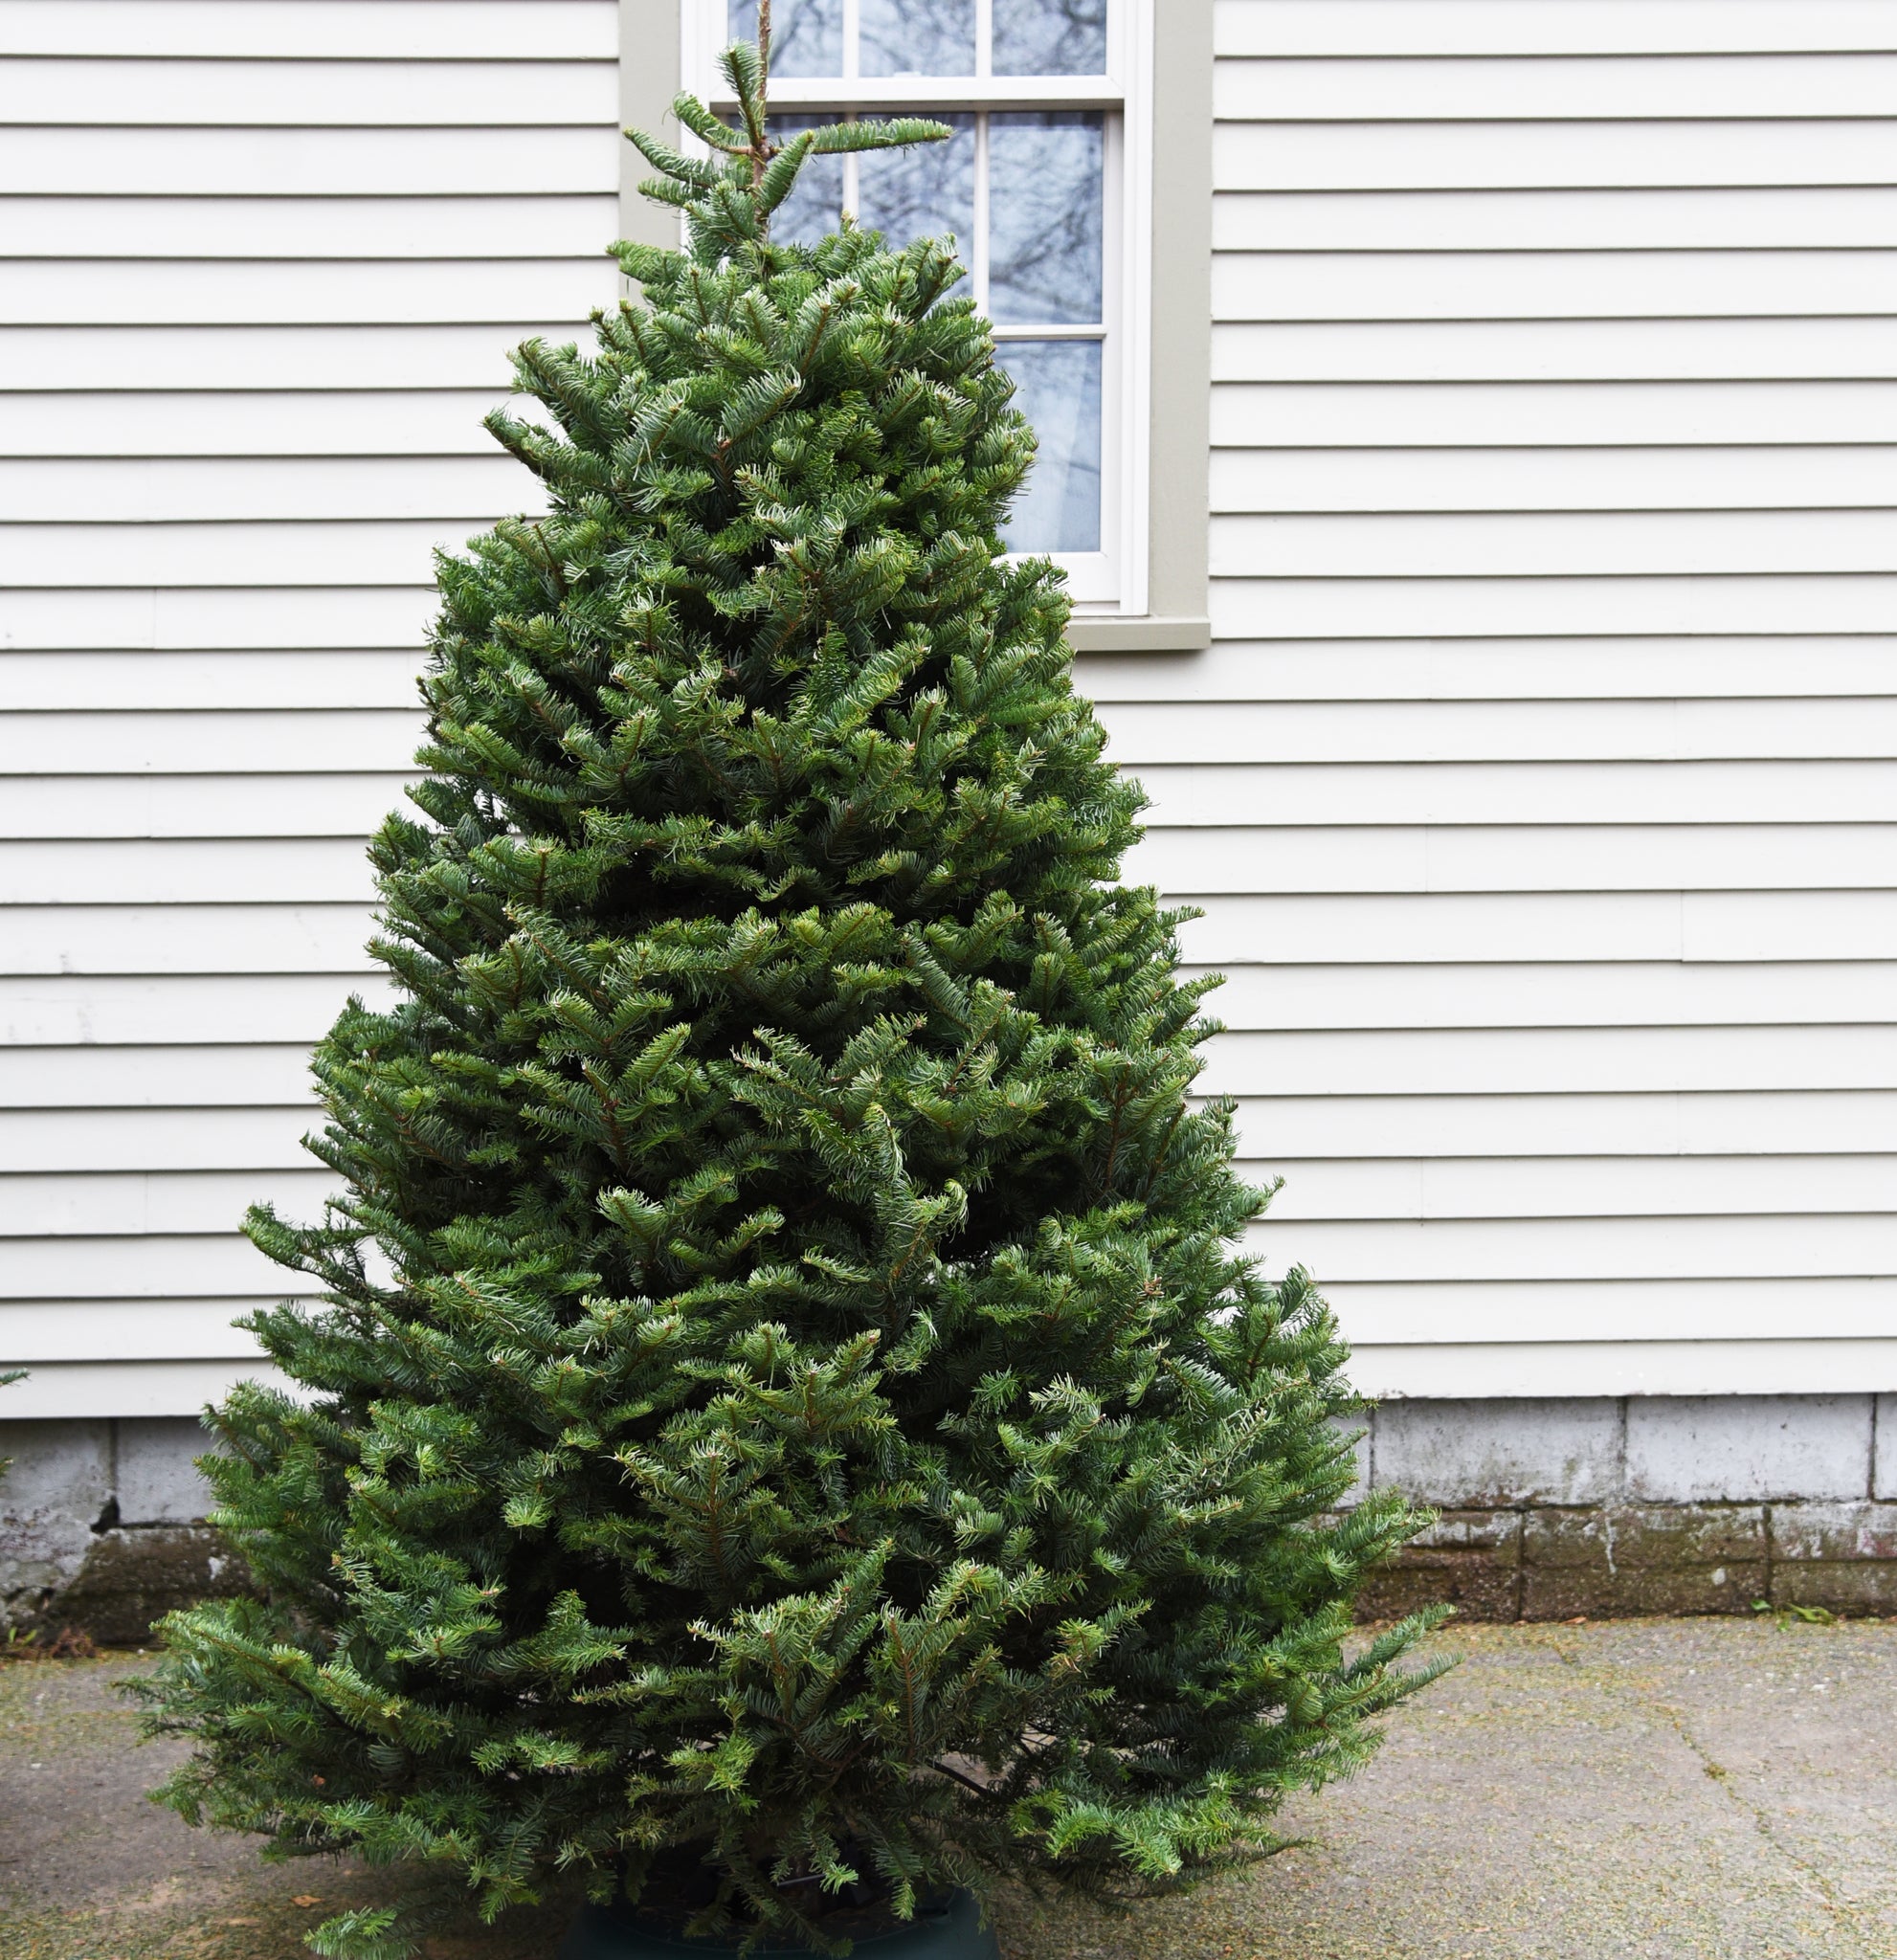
[2,1619,1894,1958]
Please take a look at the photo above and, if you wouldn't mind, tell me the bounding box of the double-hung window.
[673,0,1176,626]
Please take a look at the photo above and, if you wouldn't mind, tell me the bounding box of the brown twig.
[753,0,773,185]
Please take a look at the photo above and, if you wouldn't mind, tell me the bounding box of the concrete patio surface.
[1,1617,1893,1959]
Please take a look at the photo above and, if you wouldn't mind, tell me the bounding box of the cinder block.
[1372,1397,1621,1506]
[49,1526,249,1646]
[117,1418,215,1526]
[1625,1395,1872,1503]
[1521,1505,1765,1618]
[1876,1396,1897,1500]
[1357,1508,1520,1622]
[0,1419,115,1625]
[1772,1562,1897,1615]
[1770,1502,1897,1564]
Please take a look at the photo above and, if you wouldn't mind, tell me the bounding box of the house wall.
[1089,0,1897,1405]
[5,0,1897,1627]
[0,0,619,1424]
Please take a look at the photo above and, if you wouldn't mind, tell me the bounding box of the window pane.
[857,115,974,256]
[995,340,1102,554]
[860,0,976,76]
[767,116,843,248]
[993,0,1107,76]
[988,113,1104,326]
[728,0,841,78]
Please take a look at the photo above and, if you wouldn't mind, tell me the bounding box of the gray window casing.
[619,0,1211,655]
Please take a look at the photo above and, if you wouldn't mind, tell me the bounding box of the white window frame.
[678,0,1155,616]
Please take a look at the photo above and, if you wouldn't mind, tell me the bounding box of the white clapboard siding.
[1,198,621,261]
[1131,762,1897,825]
[1092,640,1897,702]
[0,975,394,1048]
[0,3,617,59]
[0,1170,338,1238]
[1216,188,1897,253]
[3,326,587,394]
[1213,448,1897,514]
[1250,1154,1897,1222]
[0,1,619,1403]
[1195,962,1897,1031]
[0,775,416,841]
[1129,824,1897,894]
[3,57,616,124]
[1214,4,1897,58]
[1077,0,1897,1393]
[0,459,544,524]
[1224,1092,1897,1159]
[1214,320,1897,382]
[0,651,423,710]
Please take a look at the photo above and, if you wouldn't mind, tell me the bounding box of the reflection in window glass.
[989,113,1104,326]
[857,115,973,256]
[993,0,1107,76]
[859,0,976,77]
[995,341,1102,554]
[728,0,841,77]
[766,116,842,247]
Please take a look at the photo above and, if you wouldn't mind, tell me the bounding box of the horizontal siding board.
[0,126,620,196]
[1344,1340,1897,1401]
[1205,380,1897,443]
[0,774,413,841]
[0,652,421,709]
[2,587,437,651]
[2,258,616,328]
[1257,1213,1897,1282]
[1213,2,1897,57]
[3,905,376,977]
[0,1045,315,1109]
[0,197,620,261]
[0,1357,282,1420]
[0,1107,321,1173]
[0,1303,275,1365]
[1214,188,1897,253]
[0,1236,310,1301]
[0,2,617,59]
[1129,761,1897,827]
[0,710,422,774]
[1205,1025,1897,1097]
[1,56,616,124]
[1212,53,1897,121]
[1209,445,1897,512]
[1228,1090,1897,1157]
[1105,699,1897,765]
[0,1170,336,1237]
[1198,961,1897,1031]
[1085,639,1897,702]
[0,458,539,524]
[0,974,388,1047]
[1129,822,1897,894]
[1214,318,1897,384]
[1208,511,1897,579]
[1213,250,1897,322]
[1256,1153,1897,1222]
[1214,121,1897,192]
[1180,891,1897,964]
[1,523,489,588]
[1330,1281,1897,1346]
[3,393,513,457]
[1207,575,1897,639]
[0,839,376,905]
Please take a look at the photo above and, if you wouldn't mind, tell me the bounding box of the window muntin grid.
[704,0,1129,584]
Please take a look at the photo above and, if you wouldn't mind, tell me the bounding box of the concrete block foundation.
[9,1396,1897,1634]
[0,1417,243,1644]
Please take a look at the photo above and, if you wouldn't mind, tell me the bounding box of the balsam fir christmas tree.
[141,30,1439,1959]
